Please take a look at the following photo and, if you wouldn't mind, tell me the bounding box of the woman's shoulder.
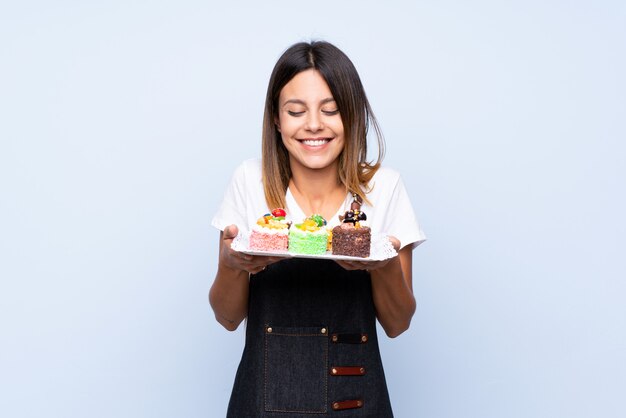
[370,165,402,186]
[236,158,262,173]
[231,158,262,181]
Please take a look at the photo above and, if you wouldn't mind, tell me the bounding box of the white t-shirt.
[211,159,426,249]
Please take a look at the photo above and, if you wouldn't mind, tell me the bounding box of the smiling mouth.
[299,137,332,147]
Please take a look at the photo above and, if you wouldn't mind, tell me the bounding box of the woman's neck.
[289,163,346,220]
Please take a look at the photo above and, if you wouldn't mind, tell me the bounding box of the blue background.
[1,1,625,417]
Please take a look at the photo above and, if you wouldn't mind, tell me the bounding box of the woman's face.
[276,69,345,173]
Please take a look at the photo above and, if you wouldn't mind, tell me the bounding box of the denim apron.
[226,258,394,417]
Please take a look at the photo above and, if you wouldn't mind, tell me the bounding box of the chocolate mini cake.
[331,209,371,258]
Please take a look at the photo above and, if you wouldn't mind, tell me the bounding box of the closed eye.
[287,110,305,116]
[322,109,339,116]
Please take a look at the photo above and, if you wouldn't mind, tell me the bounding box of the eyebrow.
[282,97,336,107]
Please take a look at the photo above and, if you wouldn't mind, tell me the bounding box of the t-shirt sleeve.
[211,162,250,232]
[381,175,427,250]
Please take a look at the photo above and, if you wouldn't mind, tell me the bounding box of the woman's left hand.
[334,236,401,271]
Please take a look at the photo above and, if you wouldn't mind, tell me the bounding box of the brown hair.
[262,41,385,209]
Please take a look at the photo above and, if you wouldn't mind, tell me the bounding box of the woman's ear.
[274,117,281,133]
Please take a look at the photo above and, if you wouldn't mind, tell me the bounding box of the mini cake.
[249,208,290,252]
[331,209,371,258]
[288,214,329,255]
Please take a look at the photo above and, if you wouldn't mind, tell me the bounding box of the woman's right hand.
[220,224,284,275]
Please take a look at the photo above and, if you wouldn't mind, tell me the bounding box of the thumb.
[223,224,239,241]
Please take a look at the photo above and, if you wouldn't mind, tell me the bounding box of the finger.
[235,250,253,262]
[223,225,239,241]
[350,261,373,271]
[222,249,252,272]
[248,264,267,275]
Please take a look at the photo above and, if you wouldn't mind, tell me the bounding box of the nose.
[305,112,323,132]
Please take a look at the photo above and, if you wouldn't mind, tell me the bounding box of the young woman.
[210,41,425,417]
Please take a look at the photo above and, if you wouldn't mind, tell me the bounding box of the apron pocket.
[264,325,329,414]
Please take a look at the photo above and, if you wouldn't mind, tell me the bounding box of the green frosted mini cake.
[288,215,329,255]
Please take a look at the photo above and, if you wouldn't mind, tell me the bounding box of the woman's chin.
[291,156,340,172]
